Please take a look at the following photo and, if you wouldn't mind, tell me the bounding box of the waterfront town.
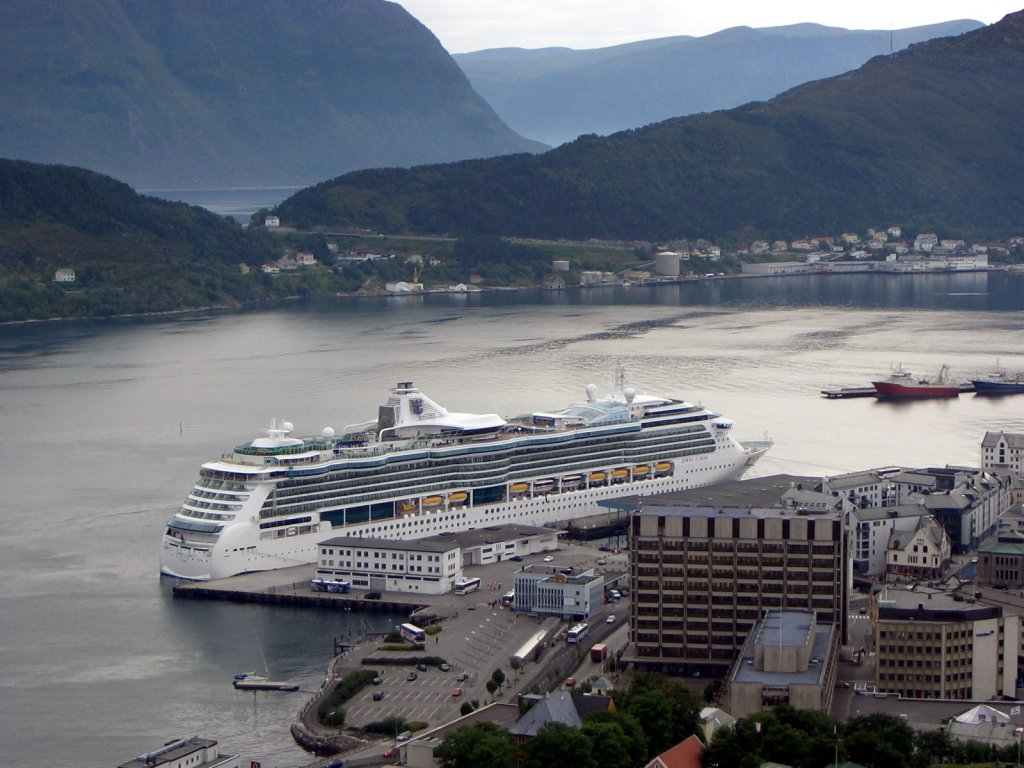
[138,430,1024,768]
[239,221,1024,297]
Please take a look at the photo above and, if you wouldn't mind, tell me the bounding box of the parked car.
[364,591,382,600]
[543,555,554,562]
[451,687,463,697]
[397,731,412,742]
[406,671,418,681]
[373,690,384,701]
[416,663,428,672]
[509,555,523,561]
[456,672,469,682]
[372,676,383,685]
[439,663,451,672]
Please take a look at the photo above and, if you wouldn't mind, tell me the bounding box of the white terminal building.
[316,524,560,595]
[512,563,605,621]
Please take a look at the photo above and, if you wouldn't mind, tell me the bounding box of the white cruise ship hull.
[159,380,767,581]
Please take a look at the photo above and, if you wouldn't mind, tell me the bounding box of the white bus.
[399,622,426,644]
[566,622,589,644]
[454,577,481,595]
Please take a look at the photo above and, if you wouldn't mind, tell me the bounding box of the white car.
[543,555,554,562]
[607,615,616,624]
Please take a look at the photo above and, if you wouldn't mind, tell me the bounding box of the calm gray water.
[1,271,1023,767]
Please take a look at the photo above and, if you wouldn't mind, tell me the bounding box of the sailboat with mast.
[232,634,299,692]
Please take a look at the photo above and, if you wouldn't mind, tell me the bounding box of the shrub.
[318,669,378,724]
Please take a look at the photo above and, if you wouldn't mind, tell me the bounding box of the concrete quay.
[171,542,629,762]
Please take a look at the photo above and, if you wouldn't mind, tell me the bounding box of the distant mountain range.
[0,0,544,190]
[454,21,983,147]
[274,10,1024,243]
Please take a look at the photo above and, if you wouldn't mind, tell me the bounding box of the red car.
[451,687,463,697]
[382,749,395,758]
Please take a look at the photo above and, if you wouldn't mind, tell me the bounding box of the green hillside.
[0,160,285,321]
[274,11,1024,243]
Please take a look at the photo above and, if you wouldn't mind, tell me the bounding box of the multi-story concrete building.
[513,564,604,621]
[873,584,1021,700]
[625,475,846,676]
[727,610,839,718]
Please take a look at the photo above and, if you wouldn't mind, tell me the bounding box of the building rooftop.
[755,610,815,648]
[322,523,554,553]
[118,737,227,768]
[876,585,1001,621]
[609,473,820,511]
[732,618,834,687]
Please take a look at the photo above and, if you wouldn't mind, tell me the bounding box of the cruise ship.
[160,379,769,580]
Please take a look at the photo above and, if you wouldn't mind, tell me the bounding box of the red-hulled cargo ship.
[872,365,959,399]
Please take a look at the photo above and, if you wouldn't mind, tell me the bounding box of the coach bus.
[399,622,426,644]
[453,577,481,595]
[566,622,589,644]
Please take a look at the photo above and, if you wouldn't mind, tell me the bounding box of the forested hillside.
[275,12,1024,243]
[0,160,284,321]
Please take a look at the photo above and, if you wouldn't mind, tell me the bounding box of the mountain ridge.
[274,11,1024,243]
[454,20,983,146]
[0,0,544,190]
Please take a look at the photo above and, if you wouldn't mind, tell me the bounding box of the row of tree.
[434,670,1022,768]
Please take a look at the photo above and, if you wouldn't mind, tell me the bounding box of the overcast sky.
[399,1,1023,53]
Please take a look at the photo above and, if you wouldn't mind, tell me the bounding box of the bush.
[425,625,442,636]
[318,669,378,724]
[364,716,409,736]
[361,655,447,667]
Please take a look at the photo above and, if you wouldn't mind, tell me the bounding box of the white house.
[53,267,76,282]
[981,431,1024,474]
[885,516,951,581]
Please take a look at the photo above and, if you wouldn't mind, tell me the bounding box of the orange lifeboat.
[422,496,444,508]
[589,471,606,483]
[449,492,469,505]
[633,465,650,477]
[398,500,416,513]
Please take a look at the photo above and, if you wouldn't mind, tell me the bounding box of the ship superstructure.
[160,380,767,580]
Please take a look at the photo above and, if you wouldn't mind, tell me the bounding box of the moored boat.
[872,365,959,399]
[972,369,1024,395]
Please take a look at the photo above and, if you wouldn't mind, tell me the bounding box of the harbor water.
[1,271,1023,766]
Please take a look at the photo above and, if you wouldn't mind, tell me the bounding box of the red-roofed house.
[643,734,703,768]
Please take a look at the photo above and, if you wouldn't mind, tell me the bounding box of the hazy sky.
[399,1,1023,53]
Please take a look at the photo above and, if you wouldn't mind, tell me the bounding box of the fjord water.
[2,271,1023,767]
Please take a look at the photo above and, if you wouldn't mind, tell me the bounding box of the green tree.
[625,690,675,759]
[485,678,498,702]
[521,723,596,768]
[581,720,634,768]
[434,722,516,768]
[509,658,521,683]
[491,667,506,690]
[584,710,648,768]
